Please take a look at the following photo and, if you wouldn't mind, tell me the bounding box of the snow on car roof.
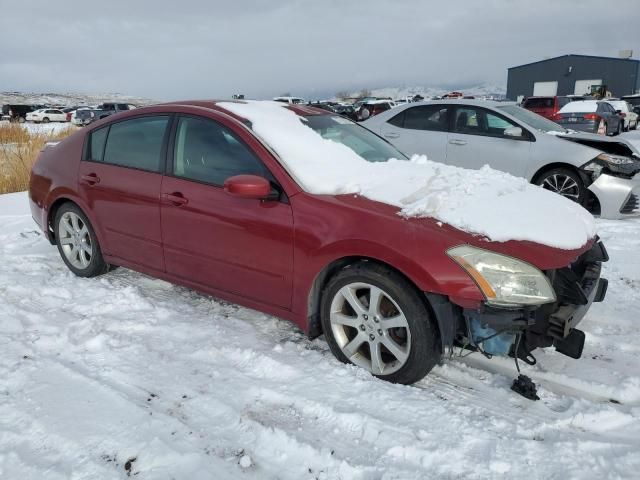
[219,101,595,250]
[559,100,599,113]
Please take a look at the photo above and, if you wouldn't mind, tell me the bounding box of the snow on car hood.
[220,101,596,250]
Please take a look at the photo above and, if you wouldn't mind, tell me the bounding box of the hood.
[329,194,593,271]
[553,131,639,158]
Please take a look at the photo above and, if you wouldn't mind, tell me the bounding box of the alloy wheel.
[58,211,93,269]
[329,282,411,375]
[540,173,580,201]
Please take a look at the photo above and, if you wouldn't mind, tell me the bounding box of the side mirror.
[223,175,272,199]
[504,126,523,138]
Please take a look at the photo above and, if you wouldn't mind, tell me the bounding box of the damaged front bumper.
[588,172,640,219]
[428,239,609,361]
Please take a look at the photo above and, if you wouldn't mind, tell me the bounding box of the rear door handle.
[162,192,188,206]
[384,132,400,139]
[80,173,100,185]
[448,139,467,146]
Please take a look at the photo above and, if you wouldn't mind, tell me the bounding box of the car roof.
[158,100,332,124]
[401,99,512,108]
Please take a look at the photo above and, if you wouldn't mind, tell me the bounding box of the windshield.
[303,114,407,162]
[497,105,568,133]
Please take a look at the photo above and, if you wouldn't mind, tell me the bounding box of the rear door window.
[395,105,449,131]
[102,116,170,172]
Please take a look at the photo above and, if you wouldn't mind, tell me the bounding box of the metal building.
[506,54,640,101]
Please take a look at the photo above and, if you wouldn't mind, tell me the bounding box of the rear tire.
[534,167,586,205]
[320,262,441,385]
[54,203,109,278]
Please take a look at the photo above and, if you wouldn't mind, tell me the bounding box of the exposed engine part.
[511,374,540,401]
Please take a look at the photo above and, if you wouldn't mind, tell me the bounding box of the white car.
[606,100,638,131]
[273,96,306,104]
[362,100,640,219]
[25,108,68,123]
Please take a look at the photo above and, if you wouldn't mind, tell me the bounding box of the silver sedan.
[362,100,640,219]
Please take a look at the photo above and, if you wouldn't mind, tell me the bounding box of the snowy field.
[1,191,639,479]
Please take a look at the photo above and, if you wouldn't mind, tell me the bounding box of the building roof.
[508,54,639,70]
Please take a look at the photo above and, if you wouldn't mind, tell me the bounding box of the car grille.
[620,193,639,214]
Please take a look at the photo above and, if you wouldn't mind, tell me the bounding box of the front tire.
[320,262,441,384]
[42,117,50,123]
[535,167,587,205]
[54,203,109,277]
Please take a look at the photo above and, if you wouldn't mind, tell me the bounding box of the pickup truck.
[72,103,136,126]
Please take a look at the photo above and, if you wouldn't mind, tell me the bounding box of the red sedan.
[29,101,608,385]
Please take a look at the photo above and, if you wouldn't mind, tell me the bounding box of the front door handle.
[161,192,188,206]
[80,173,100,185]
[448,139,467,146]
[384,132,400,139]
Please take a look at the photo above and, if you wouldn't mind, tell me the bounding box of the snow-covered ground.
[1,191,640,479]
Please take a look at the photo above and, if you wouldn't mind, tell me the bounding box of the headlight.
[593,153,636,165]
[582,154,640,179]
[447,245,556,307]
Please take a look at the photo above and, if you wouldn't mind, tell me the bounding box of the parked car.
[273,96,306,104]
[1,104,38,122]
[29,100,608,386]
[361,100,640,218]
[606,100,638,131]
[554,100,624,136]
[521,96,573,120]
[71,103,134,126]
[621,94,640,108]
[25,108,68,123]
[332,104,357,121]
[356,100,395,121]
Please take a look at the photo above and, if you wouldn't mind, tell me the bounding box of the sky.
[1,0,638,101]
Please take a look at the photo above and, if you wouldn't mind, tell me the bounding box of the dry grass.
[0,123,76,195]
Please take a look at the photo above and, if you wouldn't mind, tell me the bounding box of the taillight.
[584,113,599,120]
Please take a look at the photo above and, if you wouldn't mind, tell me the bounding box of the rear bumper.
[588,172,640,219]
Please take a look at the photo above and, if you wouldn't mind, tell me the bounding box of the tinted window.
[523,98,554,108]
[387,111,404,127]
[558,97,570,108]
[117,104,129,110]
[173,116,267,186]
[403,105,449,131]
[88,126,109,162]
[103,116,169,172]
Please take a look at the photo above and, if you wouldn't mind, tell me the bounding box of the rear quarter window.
[87,126,109,162]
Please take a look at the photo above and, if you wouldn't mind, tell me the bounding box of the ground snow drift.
[220,101,595,250]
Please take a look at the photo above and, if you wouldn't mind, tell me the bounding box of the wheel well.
[47,198,74,241]
[306,256,431,339]
[531,163,583,185]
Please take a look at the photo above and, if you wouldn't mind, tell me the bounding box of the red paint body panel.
[160,175,294,309]
[29,101,595,334]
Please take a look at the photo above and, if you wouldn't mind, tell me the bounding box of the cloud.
[0,0,637,100]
